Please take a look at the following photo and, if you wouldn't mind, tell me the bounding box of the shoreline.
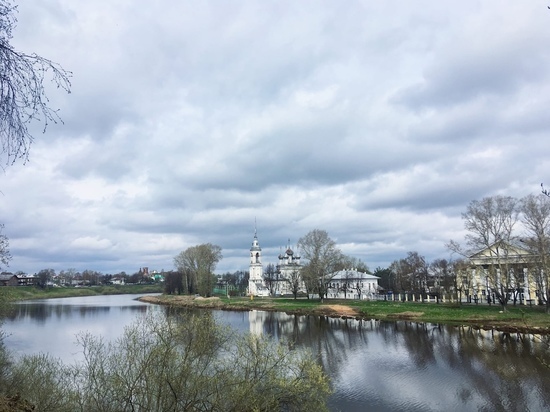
[139,295,550,336]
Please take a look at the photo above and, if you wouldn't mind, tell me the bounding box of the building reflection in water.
[247,309,550,412]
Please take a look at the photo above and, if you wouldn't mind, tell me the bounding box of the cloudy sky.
[1,1,550,275]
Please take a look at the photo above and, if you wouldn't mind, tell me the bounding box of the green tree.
[298,229,343,302]
[174,243,222,297]
[164,271,183,295]
[36,268,55,289]
[373,266,392,292]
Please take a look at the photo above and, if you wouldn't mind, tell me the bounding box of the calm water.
[2,294,550,412]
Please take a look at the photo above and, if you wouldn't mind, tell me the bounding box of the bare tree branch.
[0,0,72,166]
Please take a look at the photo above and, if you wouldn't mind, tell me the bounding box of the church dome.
[250,235,261,251]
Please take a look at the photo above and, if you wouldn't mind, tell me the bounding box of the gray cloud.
[1,1,549,275]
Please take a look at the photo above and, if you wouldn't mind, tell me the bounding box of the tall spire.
[254,217,257,237]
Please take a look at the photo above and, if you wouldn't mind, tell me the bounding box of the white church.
[248,230,305,297]
[248,231,271,297]
[247,231,379,299]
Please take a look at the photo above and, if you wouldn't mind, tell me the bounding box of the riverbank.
[0,284,163,302]
[139,294,550,335]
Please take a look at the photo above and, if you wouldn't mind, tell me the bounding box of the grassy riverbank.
[0,284,163,302]
[140,294,550,334]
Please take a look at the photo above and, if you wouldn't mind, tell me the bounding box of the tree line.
[168,230,370,300]
[1,268,161,288]
[373,194,550,312]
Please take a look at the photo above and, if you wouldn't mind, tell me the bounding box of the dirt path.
[322,304,359,317]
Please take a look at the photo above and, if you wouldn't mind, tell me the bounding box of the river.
[2,294,550,411]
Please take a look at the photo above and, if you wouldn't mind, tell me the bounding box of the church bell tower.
[248,226,263,295]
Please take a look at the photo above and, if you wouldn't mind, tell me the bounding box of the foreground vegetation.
[144,295,550,334]
[0,311,330,411]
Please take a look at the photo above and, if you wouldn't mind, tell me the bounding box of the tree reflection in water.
[3,296,549,412]
[247,310,550,412]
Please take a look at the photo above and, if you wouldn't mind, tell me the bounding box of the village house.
[326,269,381,300]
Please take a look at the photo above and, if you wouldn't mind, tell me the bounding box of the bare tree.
[450,258,471,305]
[298,229,343,302]
[389,258,409,295]
[1,0,71,166]
[388,252,427,300]
[174,244,222,297]
[4,312,331,411]
[339,270,357,300]
[263,263,278,295]
[286,268,302,299]
[340,255,370,273]
[405,252,428,301]
[449,196,520,310]
[0,224,10,270]
[521,194,550,312]
[429,258,449,303]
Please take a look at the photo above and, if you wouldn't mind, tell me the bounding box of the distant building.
[0,273,18,286]
[246,231,380,300]
[466,241,545,305]
[0,272,36,287]
[248,231,270,297]
[326,269,380,300]
[274,242,304,296]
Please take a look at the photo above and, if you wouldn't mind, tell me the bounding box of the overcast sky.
[1,1,550,275]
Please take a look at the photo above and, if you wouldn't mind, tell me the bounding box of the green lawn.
[3,289,548,332]
[213,296,550,330]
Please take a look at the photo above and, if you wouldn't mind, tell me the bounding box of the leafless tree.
[0,224,10,270]
[448,258,472,304]
[1,0,71,166]
[389,258,409,295]
[449,196,520,310]
[521,194,550,312]
[406,251,428,301]
[429,258,450,303]
[263,263,278,295]
[338,270,354,299]
[298,229,343,302]
[286,268,302,299]
[340,255,370,273]
[389,252,427,300]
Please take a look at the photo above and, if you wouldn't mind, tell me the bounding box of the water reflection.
[2,294,158,361]
[2,296,549,412]
[246,311,550,412]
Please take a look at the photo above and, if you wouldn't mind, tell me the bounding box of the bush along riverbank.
[139,294,550,335]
